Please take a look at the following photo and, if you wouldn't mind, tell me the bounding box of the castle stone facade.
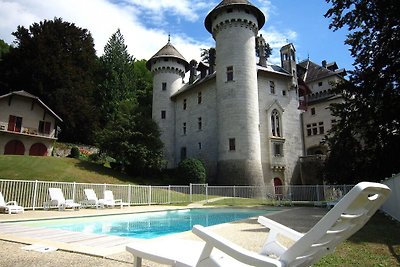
[147,0,304,186]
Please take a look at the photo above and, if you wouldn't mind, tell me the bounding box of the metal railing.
[0,179,358,210]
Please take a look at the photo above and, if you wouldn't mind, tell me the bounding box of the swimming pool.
[19,208,273,239]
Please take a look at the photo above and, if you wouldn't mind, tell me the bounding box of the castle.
[147,0,308,186]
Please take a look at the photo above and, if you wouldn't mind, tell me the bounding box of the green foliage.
[323,0,400,183]
[0,39,10,60]
[95,99,164,176]
[177,158,207,184]
[97,29,137,123]
[70,146,80,159]
[0,18,99,143]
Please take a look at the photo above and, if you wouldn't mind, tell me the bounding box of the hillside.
[0,155,141,184]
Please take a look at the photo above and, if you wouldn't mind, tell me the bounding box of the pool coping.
[0,205,290,258]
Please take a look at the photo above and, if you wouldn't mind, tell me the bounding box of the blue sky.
[0,0,353,71]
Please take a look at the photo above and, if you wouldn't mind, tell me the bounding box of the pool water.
[20,208,273,239]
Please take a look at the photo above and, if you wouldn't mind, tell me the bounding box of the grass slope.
[0,155,135,184]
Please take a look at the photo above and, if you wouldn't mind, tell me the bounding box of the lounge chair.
[82,189,104,208]
[126,182,390,267]
[102,190,128,208]
[45,188,81,211]
[0,192,24,214]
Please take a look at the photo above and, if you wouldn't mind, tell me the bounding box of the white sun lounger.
[0,192,24,214]
[45,188,81,211]
[102,190,129,208]
[82,189,104,208]
[126,182,390,267]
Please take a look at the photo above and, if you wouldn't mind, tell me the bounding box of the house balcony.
[0,121,57,140]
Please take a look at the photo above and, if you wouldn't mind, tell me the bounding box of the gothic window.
[226,66,234,81]
[269,81,275,94]
[229,138,236,151]
[271,109,281,137]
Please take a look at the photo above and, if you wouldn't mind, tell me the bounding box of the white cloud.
[0,0,211,61]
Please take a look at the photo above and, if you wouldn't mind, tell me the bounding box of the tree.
[323,0,400,183]
[177,158,207,184]
[95,99,164,176]
[97,29,136,123]
[0,39,10,60]
[0,18,99,143]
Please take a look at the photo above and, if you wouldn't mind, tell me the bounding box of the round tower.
[147,41,189,168]
[205,0,265,185]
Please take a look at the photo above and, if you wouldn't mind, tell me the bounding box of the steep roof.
[204,0,265,33]
[297,60,346,83]
[146,42,190,72]
[0,90,63,122]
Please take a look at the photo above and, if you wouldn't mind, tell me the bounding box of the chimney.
[322,60,327,68]
[189,60,198,84]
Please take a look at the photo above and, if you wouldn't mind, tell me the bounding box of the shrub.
[70,146,80,159]
[177,158,206,184]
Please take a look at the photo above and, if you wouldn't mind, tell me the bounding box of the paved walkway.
[0,206,328,267]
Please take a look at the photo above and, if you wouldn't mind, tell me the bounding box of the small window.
[180,147,187,161]
[311,107,316,115]
[273,143,283,156]
[227,66,234,81]
[183,99,187,110]
[198,92,202,104]
[161,110,166,119]
[312,123,318,135]
[269,81,275,94]
[229,138,236,151]
[319,122,325,134]
[198,142,202,150]
[162,82,167,91]
[183,122,187,135]
[318,81,323,87]
[282,90,287,96]
[227,8,233,13]
[198,117,202,130]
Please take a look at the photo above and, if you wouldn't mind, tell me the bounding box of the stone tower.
[146,41,189,168]
[280,43,298,89]
[205,0,265,185]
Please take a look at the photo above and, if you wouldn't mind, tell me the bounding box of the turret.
[280,43,298,89]
[205,0,265,186]
[147,41,189,168]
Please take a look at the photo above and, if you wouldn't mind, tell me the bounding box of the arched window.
[4,140,25,155]
[271,109,281,137]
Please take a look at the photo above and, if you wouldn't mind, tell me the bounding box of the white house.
[0,90,62,156]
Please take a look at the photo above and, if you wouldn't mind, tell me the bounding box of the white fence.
[381,173,400,222]
[0,179,357,210]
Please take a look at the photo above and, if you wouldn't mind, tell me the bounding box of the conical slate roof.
[146,42,190,71]
[204,0,265,33]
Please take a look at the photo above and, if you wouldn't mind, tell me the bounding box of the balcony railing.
[0,121,56,139]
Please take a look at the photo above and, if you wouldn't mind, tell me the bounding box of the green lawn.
[0,155,137,184]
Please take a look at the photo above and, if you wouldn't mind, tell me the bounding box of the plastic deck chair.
[47,188,80,211]
[0,192,24,214]
[126,182,390,267]
[83,189,104,208]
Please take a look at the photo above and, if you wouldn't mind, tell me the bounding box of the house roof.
[0,90,63,122]
[146,42,190,72]
[204,0,265,33]
[297,60,346,83]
